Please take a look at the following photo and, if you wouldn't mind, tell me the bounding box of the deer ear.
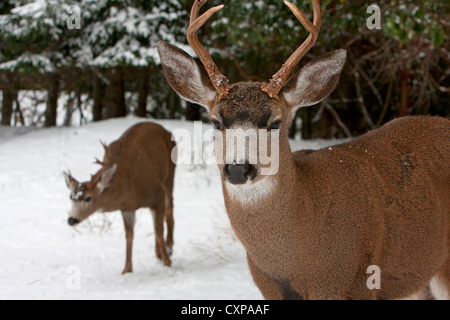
[282,49,347,112]
[63,171,78,189]
[157,41,217,109]
[97,164,117,192]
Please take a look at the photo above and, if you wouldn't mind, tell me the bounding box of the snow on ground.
[0,116,339,300]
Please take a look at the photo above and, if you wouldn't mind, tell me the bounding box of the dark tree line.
[0,0,448,138]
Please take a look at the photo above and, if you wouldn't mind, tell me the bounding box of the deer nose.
[68,217,80,226]
[224,163,257,185]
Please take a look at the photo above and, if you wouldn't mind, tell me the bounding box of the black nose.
[68,217,80,226]
[224,163,257,185]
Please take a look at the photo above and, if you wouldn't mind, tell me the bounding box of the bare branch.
[376,81,393,127]
[354,72,375,130]
[428,72,450,93]
[230,56,265,82]
[321,100,352,138]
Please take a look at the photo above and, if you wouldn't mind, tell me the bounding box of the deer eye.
[212,120,221,130]
[268,120,281,130]
[84,197,92,203]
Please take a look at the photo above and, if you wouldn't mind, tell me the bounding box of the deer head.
[63,164,117,226]
[158,0,346,201]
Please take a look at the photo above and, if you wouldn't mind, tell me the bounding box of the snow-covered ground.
[0,116,338,300]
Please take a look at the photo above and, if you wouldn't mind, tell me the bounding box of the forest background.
[0,0,448,139]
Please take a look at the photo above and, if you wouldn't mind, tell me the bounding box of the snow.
[11,0,46,19]
[1,1,190,70]
[0,116,337,299]
[0,53,56,73]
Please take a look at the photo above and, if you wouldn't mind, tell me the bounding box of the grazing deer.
[63,122,176,274]
[157,0,450,299]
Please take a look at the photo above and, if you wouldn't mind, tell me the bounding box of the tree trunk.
[14,94,25,126]
[288,111,297,139]
[301,107,312,140]
[185,102,201,121]
[1,87,14,126]
[168,90,180,119]
[106,68,126,119]
[76,85,85,125]
[45,74,60,127]
[63,91,75,127]
[136,67,149,118]
[92,74,104,122]
[399,69,410,117]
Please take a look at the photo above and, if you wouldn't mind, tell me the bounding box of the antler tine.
[100,140,108,151]
[63,169,79,187]
[189,0,206,24]
[187,0,230,97]
[262,0,322,98]
[94,158,105,166]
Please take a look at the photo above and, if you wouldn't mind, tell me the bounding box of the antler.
[100,140,108,151]
[94,158,105,166]
[261,0,322,98]
[187,0,230,97]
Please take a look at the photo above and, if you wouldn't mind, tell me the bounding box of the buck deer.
[157,0,450,299]
[63,122,176,274]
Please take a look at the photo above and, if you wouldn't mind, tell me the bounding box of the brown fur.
[157,38,449,300]
[226,115,449,299]
[64,122,176,273]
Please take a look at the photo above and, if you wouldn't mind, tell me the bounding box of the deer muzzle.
[68,217,80,226]
[224,163,257,185]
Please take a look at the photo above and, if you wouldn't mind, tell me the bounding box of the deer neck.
[222,137,310,277]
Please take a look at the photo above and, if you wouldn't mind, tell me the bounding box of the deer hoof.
[121,266,133,275]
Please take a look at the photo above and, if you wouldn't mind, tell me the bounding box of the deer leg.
[429,259,450,300]
[152,206,172,267]
[150,209,162,260]
[164,193,174,256]
[121,210,135,275]
[247,254,284,300]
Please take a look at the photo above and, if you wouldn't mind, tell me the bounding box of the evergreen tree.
[0,0,447,133]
